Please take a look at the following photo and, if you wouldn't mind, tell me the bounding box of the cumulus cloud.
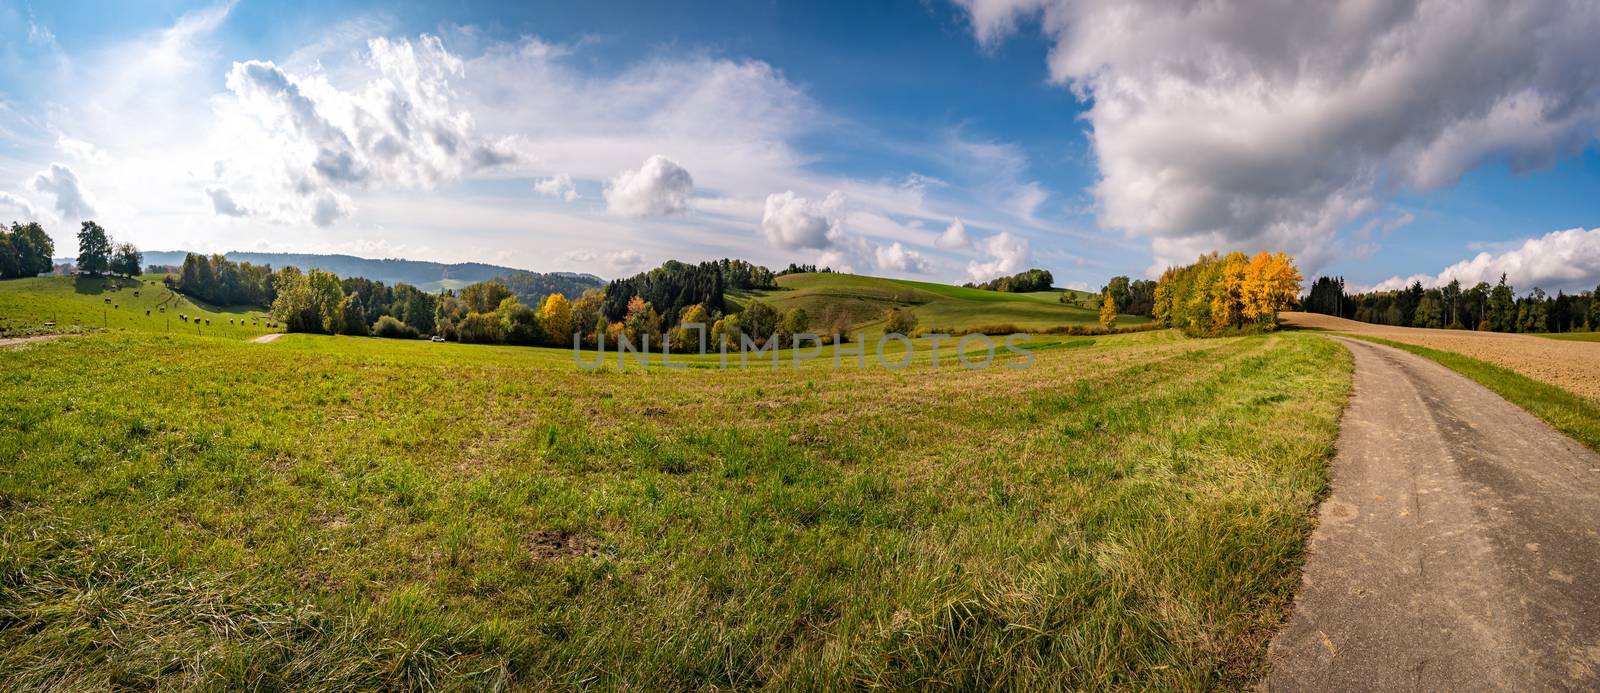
[760,190,845,250]
[29,163,94,219]
[1364,227,1600,294]
[966,231,1031,283]
[560,248,645,274]
[955,0,1600,268]
[57,135,109,164]
[535,173,578,202]
[220,33,515,226]
[0,192,43,222]
[875,241,933,274]
[603,155,693,217]
[204,185,249,217]
[936,218,971,249]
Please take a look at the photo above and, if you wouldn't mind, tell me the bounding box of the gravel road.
[1262,336,1600,691]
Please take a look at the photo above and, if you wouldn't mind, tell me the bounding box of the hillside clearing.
[0,275,272,340]
[747,272,1147,333]
[0,328,1347,689]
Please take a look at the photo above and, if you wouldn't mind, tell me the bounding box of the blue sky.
[2,0,1598,292]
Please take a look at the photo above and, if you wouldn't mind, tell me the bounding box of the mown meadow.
[0,321,1350,689]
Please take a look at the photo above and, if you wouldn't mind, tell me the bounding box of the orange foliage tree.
[1153,251,1302,335]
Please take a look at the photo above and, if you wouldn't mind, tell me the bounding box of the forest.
[963,268,1054,293]
[1304,275,1598,333]
[0,222,55,279]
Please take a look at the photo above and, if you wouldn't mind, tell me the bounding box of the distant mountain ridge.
[131,250,603,294]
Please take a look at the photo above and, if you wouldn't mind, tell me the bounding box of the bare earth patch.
[525,529,600,561]
[250,333,285,344]
[0,335,62,348]
[1281,312,1600,402]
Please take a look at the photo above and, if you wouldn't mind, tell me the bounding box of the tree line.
[963,268,1054,293]
[1095,275,1158,316]
[1152,251,1303,336]
[69,221,144,277]
[1304,275,1598,333]
[0,221,54,279]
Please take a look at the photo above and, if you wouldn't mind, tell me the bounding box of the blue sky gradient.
[2,0,1597,292]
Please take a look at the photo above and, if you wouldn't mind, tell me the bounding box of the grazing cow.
[205,319,211,325]
[113,304,118,309]
[145,310,150,316]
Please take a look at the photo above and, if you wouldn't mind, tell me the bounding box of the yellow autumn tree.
[1099,292,1118,329]
[537,293,572,346]
[1209,251,1250,331]
[1151,250,1302,336]
[1242,251,1302,328]
[671,303,710,351]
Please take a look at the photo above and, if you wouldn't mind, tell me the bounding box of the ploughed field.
[1280,311,1600,402]
[0,325,1348,689]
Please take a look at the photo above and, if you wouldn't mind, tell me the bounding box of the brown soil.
[525,529,599,561]
[1280,311,1600,401]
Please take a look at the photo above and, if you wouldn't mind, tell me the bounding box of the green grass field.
[0,315,1350,689]
[747,273,1144,333]
[0,275,272,340]
[1536,331,1600,342]
[0,274,1351,688]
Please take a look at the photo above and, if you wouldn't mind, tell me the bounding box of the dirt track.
[1280,311,1600,401]
[0,335,61,348]
[1263,336,1600,690]
[250,333,285,344]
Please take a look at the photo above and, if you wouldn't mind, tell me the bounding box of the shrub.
[883,308,918,336]
[372,315,421,339]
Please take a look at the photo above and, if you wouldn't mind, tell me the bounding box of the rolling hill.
[741,272,1144,333]
[0,275,271,340]
[2,269,1145,341]
[131,251,602,294]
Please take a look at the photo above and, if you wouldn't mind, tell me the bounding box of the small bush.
[372,315,421,339]
[883,308,918,336]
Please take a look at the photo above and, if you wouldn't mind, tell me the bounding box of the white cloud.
[605,249,644,272]
[604,155,692,216]
[560,248,645,275]
[955,0,1600,269]
[534,173,578,202]
[760,190,846,250]
[0,192,43,222]
[875,241,933,274]
[936,218,971,249]
[966,231,1031,283]
[1364,227,1600,294]
[29,163,94,219]
[57,135,109,164]
[204,185,249,217]
[218,33,515,227]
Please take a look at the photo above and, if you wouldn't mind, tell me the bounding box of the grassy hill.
[742,272,1144,333]
[135,250,604,294]
[0,275,272,340]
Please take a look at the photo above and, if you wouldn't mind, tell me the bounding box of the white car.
[431,335,445,342]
